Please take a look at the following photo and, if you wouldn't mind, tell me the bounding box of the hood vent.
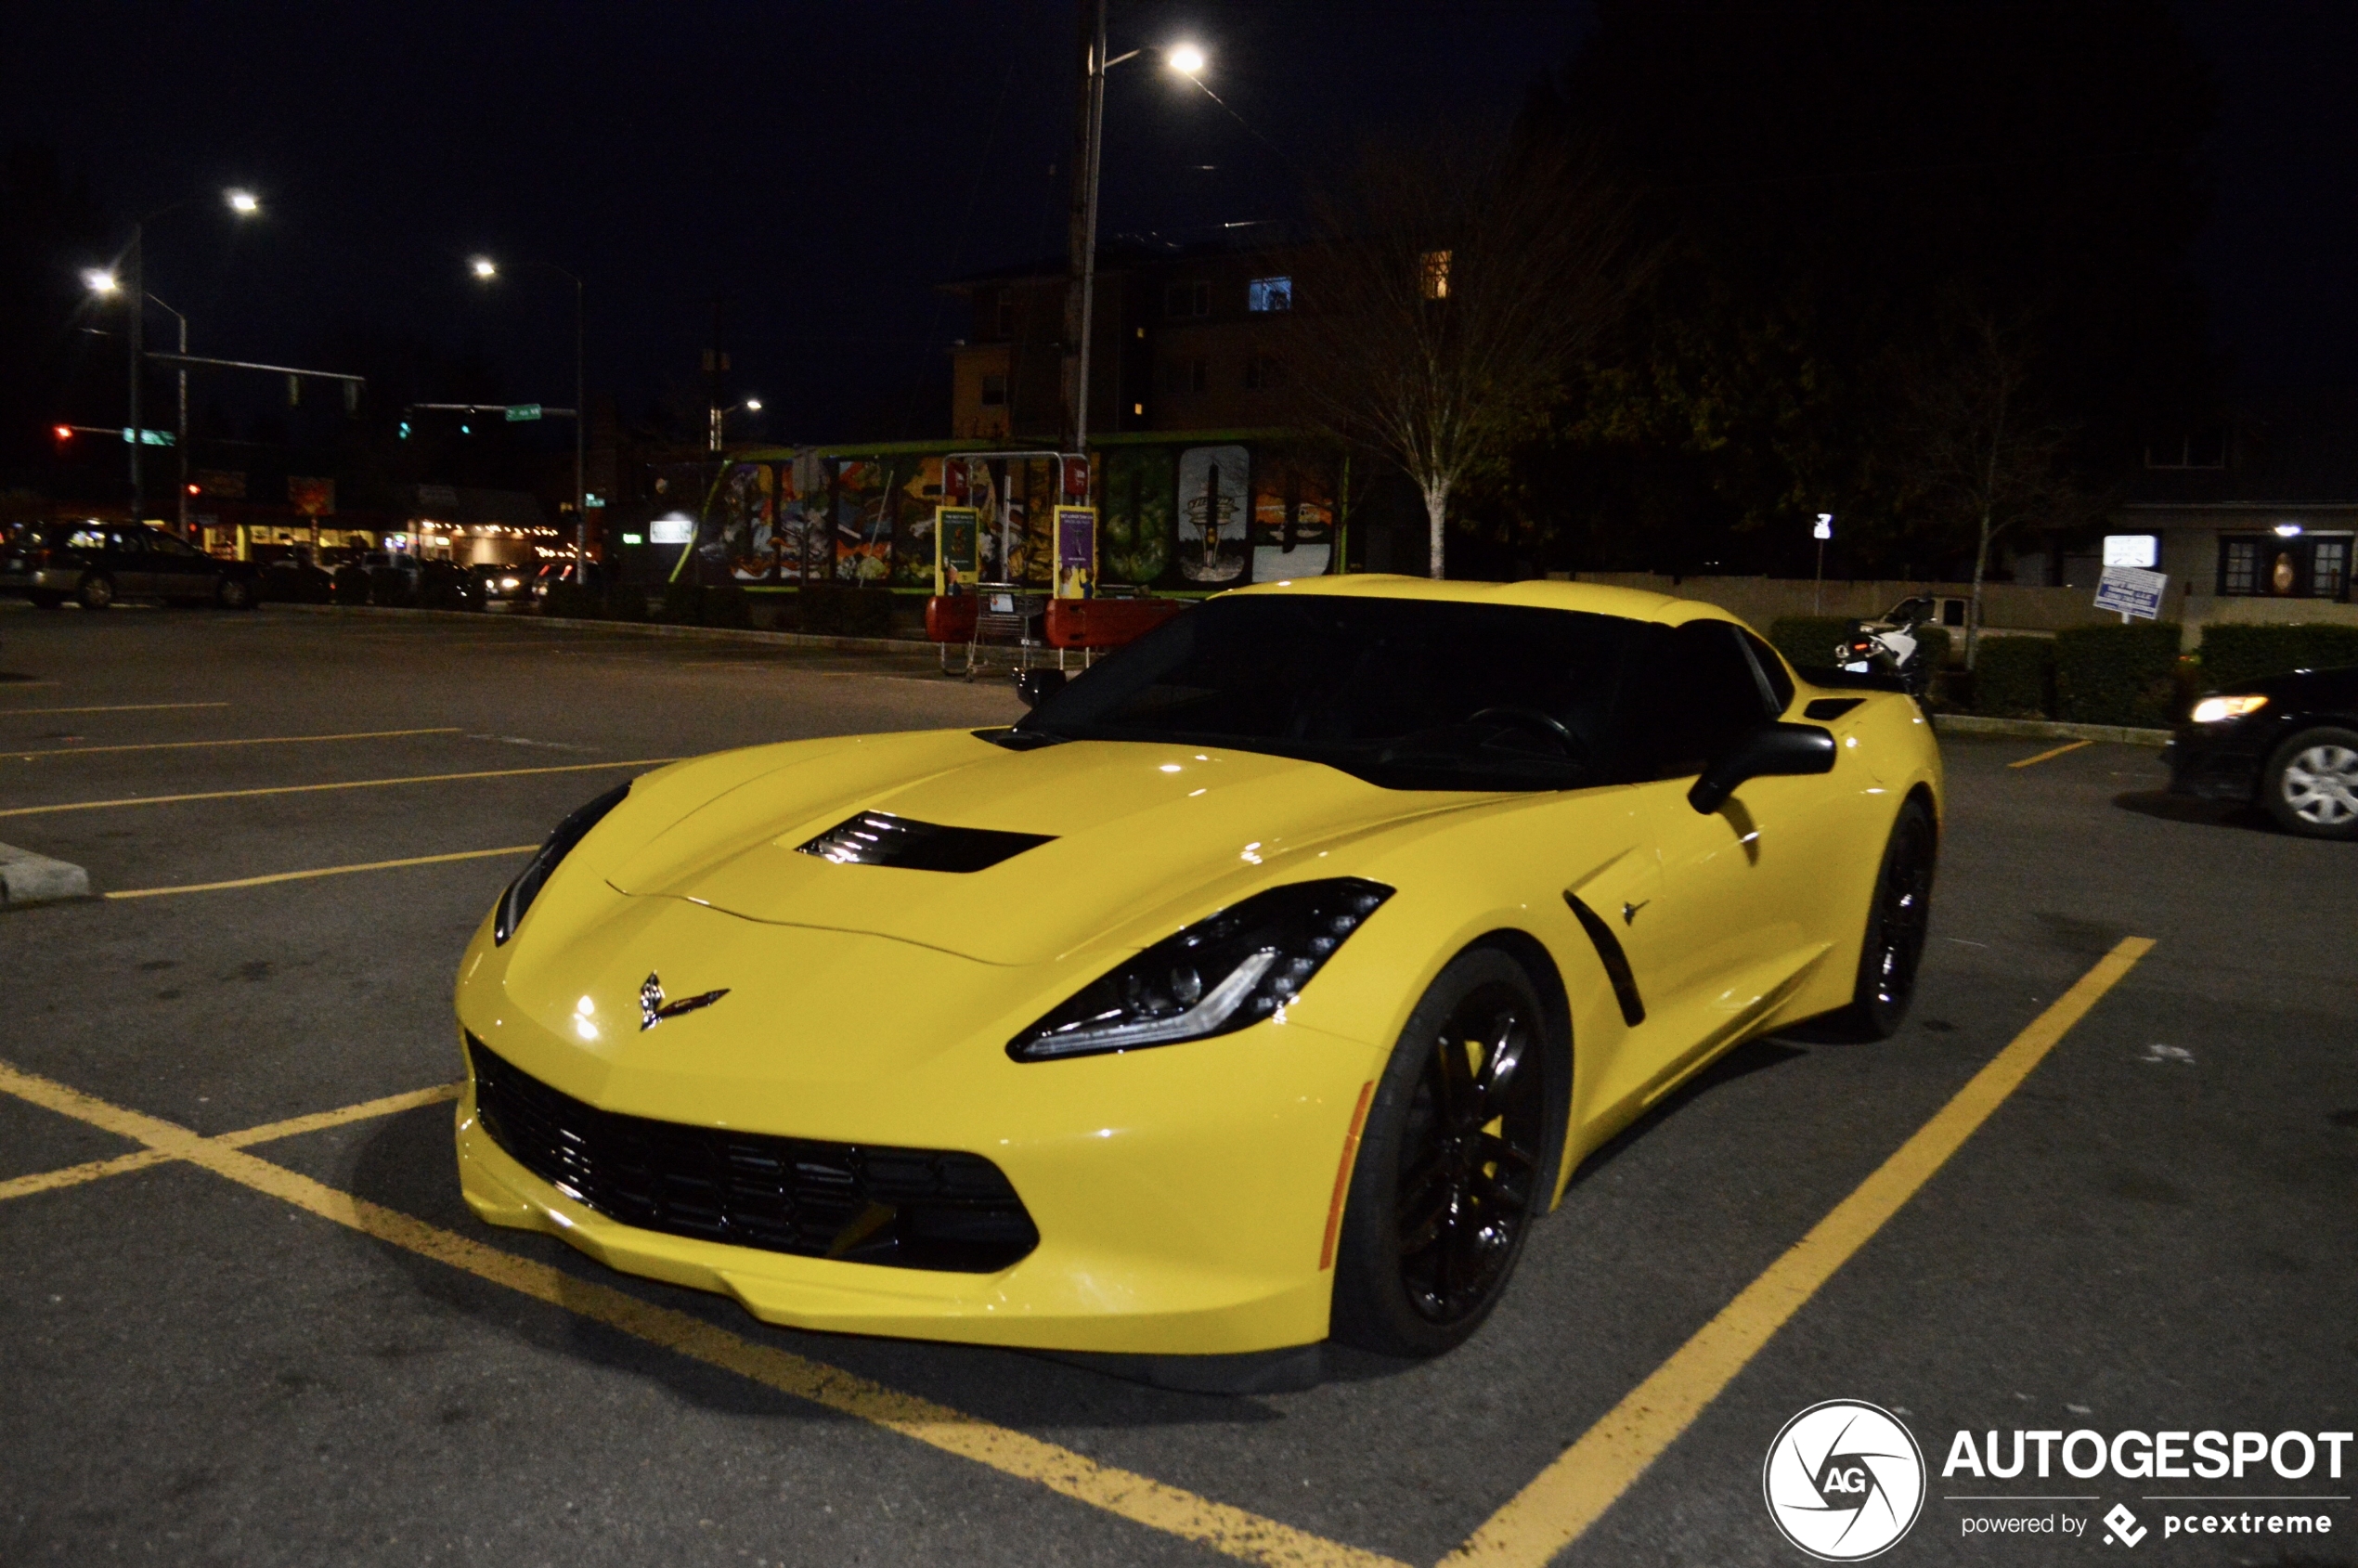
[796,810,1053,873]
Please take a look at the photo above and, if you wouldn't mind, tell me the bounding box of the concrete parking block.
[0,840,92,906]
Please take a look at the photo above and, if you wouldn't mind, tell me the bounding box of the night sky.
[6,2,2351,444]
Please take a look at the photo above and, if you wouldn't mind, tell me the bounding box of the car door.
[101,527,159,597]
[140,527,216,599]
[1586,618,1826,1113]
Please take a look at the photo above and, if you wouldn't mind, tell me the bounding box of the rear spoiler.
[1792,664,1912,693]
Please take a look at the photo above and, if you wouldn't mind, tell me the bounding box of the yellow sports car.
[452,577,1940,1385]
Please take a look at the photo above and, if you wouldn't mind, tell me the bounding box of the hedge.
[2054,622,2183,727]
[1766,616,1852,673]
[541,581,601,619]
[1973,637,2054,718]
[2197,623,2358,689]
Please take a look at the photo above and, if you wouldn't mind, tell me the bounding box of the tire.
[28,590,63,610]
[1825,797,1937,1040]
[2261,726,2358,841]
[1329,947,1561,1358]
[76,573,115,611]
[214,575,256,611]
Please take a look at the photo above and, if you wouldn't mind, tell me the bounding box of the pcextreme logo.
[1764,1400,1928,1561]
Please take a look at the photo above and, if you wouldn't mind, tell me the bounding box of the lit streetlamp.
[1065,14,1208,452]
[471,255,588,564]
[89,188,260,524]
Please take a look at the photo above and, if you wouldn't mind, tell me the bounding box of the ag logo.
[1763,1400,1926,1561]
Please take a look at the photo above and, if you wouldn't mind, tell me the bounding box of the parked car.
[2165,664,2358,840]
[1,522,260,610]
[528,559,604,602]
[456,581,1944,1367]
[473,563,532,603]
[259,554,335,603]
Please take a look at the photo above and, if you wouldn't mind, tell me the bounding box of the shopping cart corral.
[926,585,1186,680]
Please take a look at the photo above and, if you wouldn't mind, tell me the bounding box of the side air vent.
[796,810,1053,873]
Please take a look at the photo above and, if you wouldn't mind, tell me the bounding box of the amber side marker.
[1445,936,2156,1566]
[1319,1080,1378,1270]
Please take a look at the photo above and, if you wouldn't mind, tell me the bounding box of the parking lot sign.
[2093,564,2168,620]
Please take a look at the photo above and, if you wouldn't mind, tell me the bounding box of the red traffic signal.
[53,424,72,441]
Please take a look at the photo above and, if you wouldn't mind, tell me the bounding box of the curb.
[1931,713,2172,747]
[266,602,946,657]
[0,841,93,907]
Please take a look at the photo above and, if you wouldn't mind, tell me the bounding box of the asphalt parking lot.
[2,603,2352,1568]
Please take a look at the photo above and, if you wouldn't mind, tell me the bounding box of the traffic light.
[187,483,201,496]
[53,424,72,443]
[398,420,411,439]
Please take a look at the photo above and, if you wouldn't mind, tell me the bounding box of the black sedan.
[2166,664,2358,840]
[2,522,261,610]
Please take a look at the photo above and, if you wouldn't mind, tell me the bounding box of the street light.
[1066,17,1212,451]
[97,188,260,523]
[471,255,588,565]
[709,397,762,451]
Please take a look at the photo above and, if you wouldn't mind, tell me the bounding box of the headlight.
[494,782,631,944]
[1007,878,1393,1061]
[2189,694,2269,724]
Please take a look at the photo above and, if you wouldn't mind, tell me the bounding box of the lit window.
[980,374,1007,408]
[2219,538,2258,595]
[2313,538,2349,600]
[1419,250,1451,300]
[1248,276,1292,313]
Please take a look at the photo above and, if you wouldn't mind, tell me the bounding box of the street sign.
[505,404,542,421]
[2093,564,2168,620]
[121,427,175,447]
[1813,513,1833,540]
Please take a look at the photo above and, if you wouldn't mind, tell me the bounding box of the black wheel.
[2261,726,2358,841]
[28,590,63,610]
[214,575,256,611]
[75,573,115,611]
[1827,798,1937,1039]
[1330,948,1560,1358]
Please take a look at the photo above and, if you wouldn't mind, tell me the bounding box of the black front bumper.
[2163,723,2267,804]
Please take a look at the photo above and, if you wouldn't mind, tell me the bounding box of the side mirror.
[1016,667,1067,709]
[1688,721,1836,814]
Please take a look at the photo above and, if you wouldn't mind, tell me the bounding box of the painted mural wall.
[677,438,1340,593]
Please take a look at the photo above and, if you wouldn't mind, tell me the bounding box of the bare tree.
[1898,308,2094,667]
[1297,136,1633,578]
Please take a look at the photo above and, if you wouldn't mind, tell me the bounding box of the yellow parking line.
[2009,740,2092,770]
[1446,936,2156,1566]
[0,1059,1400,1568]
[5,726,462,759]
[106,846,538,900]
[0,1083,459,1204]
[0,1147,174,1201]
[0,701,231,717]
[0,758,679,820]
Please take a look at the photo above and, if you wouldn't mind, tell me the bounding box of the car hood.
[587,729,1491,965]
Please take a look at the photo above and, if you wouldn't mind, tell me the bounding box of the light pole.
[94,189,260,523]
[1064,19,1206,454]
[144,292,189,534]
[709,397,761,454]
[471,256,588,564]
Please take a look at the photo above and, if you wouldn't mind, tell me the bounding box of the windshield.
[1013,594,1639,791]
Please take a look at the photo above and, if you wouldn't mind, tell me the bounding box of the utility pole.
[705,295,729,455]
[128,223,145,520]
[1060,0,1104,453]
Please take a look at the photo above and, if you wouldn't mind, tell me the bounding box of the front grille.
[467,1035,1038,1273]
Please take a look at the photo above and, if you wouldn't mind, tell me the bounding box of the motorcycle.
[1834,595,1941,693]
